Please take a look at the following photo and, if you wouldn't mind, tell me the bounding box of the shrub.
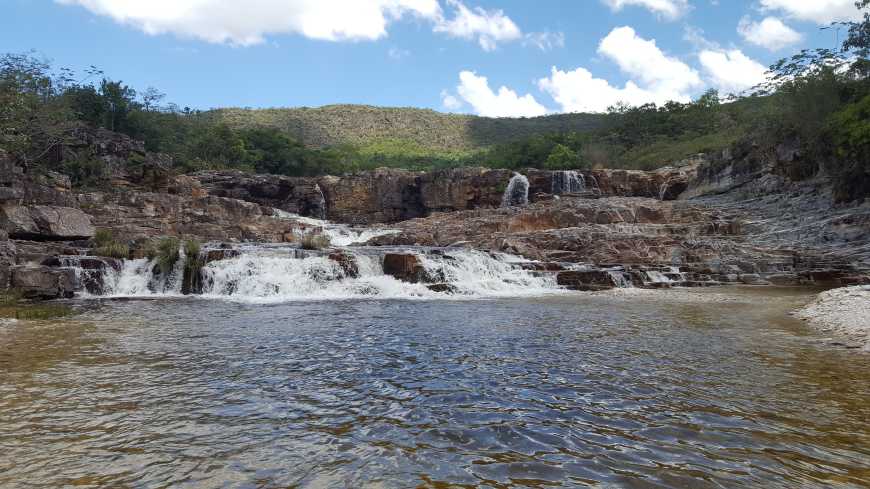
[299,231,331,250]
[154,237,180,275]
[94,242,129,259]
[91,229,130,259]
[182,238,204,294]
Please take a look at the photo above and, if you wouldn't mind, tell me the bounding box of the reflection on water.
[1,288,869,488]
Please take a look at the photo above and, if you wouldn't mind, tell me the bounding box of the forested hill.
[203,105,608,151]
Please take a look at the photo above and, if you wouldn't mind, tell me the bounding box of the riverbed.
[1,287,868,488]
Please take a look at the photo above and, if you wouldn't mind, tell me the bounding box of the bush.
[92,229,129,259]
[94,242,129,259]
[154,237,180,275]
[299,231,331,250]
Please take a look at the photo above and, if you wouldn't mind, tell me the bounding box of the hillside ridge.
[203,104,609,151]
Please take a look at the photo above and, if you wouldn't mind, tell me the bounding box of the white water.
[273,209,399,246]
[98,254,187,298]
[196,248,560,302]
[551,171,586,194]
[501,173,529,207]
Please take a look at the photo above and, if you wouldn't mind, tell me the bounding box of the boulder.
[11,266,76,299]
[0,205,95,240]
[383,253,428,283]
[329,251,359,278]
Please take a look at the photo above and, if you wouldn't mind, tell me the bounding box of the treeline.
[1,0,868,201]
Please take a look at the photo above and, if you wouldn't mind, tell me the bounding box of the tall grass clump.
[92,228,129,259]
[299,231,331,250]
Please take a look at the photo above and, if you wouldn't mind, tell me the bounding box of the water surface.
[1,288,869,488]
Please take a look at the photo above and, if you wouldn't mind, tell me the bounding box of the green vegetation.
[299,231,331,250]
[0,1,868,201]
[91,228,129,259]
[152,237,181,276]
[0,289,74,320]
[182,239,204,294]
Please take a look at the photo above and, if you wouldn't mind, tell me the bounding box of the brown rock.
[11,266,76,299]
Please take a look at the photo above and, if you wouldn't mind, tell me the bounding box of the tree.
[544,144,583,170]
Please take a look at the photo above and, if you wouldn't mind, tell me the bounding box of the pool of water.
[1,288,869,488]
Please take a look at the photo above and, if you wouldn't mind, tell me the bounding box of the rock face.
[10,266,76,299]
[195,171,327,218]
[0,205,95,240]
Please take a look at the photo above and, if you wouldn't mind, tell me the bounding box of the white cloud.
[537,26,702,112]
[601,0,690,20]
[538,67,674,112]
[440,89,463,110]
[523,31,565,52]
[738,16,802,51]
[57,0,521,51]
[598,26,702,98]
[433,0,522,51]
[698,49,768,94]
[759,0,863,24]
[57,0,442,45]
[453,71,547,117]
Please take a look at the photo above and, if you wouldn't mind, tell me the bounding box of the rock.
[329,251,359,278]
[0,204,95,240]
[319,169,424,224]
[11,266,76,299]
[427,283,457,293]
[383,253,428,283]
[204,248,242,264]
[557,270,623,291]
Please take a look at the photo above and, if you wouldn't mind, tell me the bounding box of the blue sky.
[1,0,862,116]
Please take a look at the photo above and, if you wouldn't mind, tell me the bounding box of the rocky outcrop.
[10,265,76,299]
[318,169,424,224]
[0,205,95,240]
[194,171,326,218]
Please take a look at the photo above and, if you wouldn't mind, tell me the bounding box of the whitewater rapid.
[92,246,565,302]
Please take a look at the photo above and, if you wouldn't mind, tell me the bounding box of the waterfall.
[501,173,529,207]
[273,209,399,246]
[551,171,586,195]
[313,184,327,220]
[83,246,562,302]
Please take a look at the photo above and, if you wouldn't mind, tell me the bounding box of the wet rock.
[427,283,457,294]
[11,265,76,299]
[383,253,429,283]
[204,248,242,264]
[329,251,359,278]
[556,270,621,291]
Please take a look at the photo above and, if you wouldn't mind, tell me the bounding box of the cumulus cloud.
[434,0,521,51]
[537,26,702,112]
[451,71,547,117]
[698,48,768,94]
[523,31,565,52]
[738,16,802,51]
[57,0,522,50]
[601,0,690,20]
[440,89,463,110]
[759,0,863,24]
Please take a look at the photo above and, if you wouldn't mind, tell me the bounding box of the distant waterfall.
[501,173,529,207]
[551,171,586,194]
[313,184,327,220]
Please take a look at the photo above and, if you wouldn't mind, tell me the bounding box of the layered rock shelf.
[1,130,869,300]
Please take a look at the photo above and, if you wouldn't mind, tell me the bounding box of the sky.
[1,0,864,116]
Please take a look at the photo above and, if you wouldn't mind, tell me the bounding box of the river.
[1,288,869,488]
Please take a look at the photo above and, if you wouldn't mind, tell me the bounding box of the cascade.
[606,270,632,288]
[501,173,529,207]
[82,246,562,301]
[313,184,327,220]
[551,171,586,194]
[273,210,398,246]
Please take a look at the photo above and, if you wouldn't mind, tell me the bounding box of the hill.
[202,105,609,152]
